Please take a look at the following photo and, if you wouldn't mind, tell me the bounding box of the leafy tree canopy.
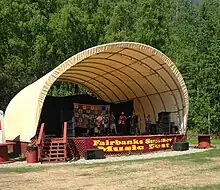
[1,0,220,133]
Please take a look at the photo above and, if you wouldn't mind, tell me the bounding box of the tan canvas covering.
[4,42,189,142]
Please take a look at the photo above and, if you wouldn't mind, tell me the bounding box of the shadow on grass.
[146,148,220,164]
[171,149,220,164]
[0,166,49,174]
[159,183,220,190]
[75,149,220,169]
[1,149,219,173]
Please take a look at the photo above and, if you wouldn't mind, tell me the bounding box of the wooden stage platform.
[69,134,185,158]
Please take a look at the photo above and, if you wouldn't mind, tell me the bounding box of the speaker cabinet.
[85,149,105,160]
[172,142,189,151]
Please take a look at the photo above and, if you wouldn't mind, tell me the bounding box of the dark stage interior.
[40,94,133,137]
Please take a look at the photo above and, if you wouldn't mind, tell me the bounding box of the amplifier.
[172,142,189,151]
[85,149,105,160]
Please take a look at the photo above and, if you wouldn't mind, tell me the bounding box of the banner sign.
[89,136,174,153]
[72,135,184,157]
[92,137,173,152]
[73,103,110,128]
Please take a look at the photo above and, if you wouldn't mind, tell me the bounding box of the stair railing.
[37,123,45,162]
[63,122,67,160]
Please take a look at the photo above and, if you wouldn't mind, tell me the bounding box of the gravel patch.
[69,148,211,165]
[0,147,212,168]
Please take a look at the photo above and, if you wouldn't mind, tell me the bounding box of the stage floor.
[69,134,185,158]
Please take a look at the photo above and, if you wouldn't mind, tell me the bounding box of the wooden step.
[42,150,64,153]
[41,157,65,163]
[41,160,65,163]
[50,143,65,146]
[42,150,64,154]
[42,156,65,160]
[48,153,65,156]
[44,137,63,140]
[43,148,64,152]
[44,138,63,143]
[40,136,67,163]
[44,142,65,145]
[46,151,65,154]
[43,147,65,151]
[44,141,64,144]
[41,153,65,158]
[43,148,64,151]
[50,138,64,142]
[43,145,65,149]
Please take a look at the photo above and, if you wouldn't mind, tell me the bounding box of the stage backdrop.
[40,94,133,137]
[73,103,110,128]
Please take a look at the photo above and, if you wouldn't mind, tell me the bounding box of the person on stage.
[132,114,140,135]
[84,114,90,136]
[146,114,151,134]
[109,112,117,135]
[126,115,132,135]
[103,116,109,136]
[118,112,127,135]
[93,118,99,136]
[88,116,95,136]
[95,113,103,136]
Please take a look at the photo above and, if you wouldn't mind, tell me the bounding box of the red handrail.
[37,123,45,145]
[63,122,67,160]
[37,122,67,162]
[63,122,67,144]
[37,123,45,162]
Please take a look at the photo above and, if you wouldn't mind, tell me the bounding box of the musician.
[84,114,90,136]
[95,113,103,136]
[109,112,117,135]
[126,116,132,135]
[87,116,95,136]
[83,114,90,128]
[132,114,140,135]
[118,112,127,135]
[146,114,151,134]
[103,116,109,136]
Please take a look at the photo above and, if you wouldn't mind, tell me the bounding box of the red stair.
[37,123,68,163]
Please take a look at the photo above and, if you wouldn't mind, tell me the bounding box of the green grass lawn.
[187,135,220,145]
[1,149,220,174]
[0,149,220,190]
[159,184,220,190]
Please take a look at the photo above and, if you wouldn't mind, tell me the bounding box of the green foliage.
[1,0,220,133]
[48,82,89,97]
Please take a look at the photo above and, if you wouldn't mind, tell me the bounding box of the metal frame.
[57,47,185,127]
[61,68,129,101]
[84,50,182,126]
[58,76,114,102]
[61,72,121,102]
[56,78,103,100]
[124,48,184,127]
[79,57,157,121]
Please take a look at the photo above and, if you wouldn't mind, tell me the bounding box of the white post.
[0,110,6,143]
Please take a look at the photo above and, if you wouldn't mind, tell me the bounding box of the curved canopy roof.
[4,42,189,142]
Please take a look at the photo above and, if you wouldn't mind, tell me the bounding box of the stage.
[69,134,185,158]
